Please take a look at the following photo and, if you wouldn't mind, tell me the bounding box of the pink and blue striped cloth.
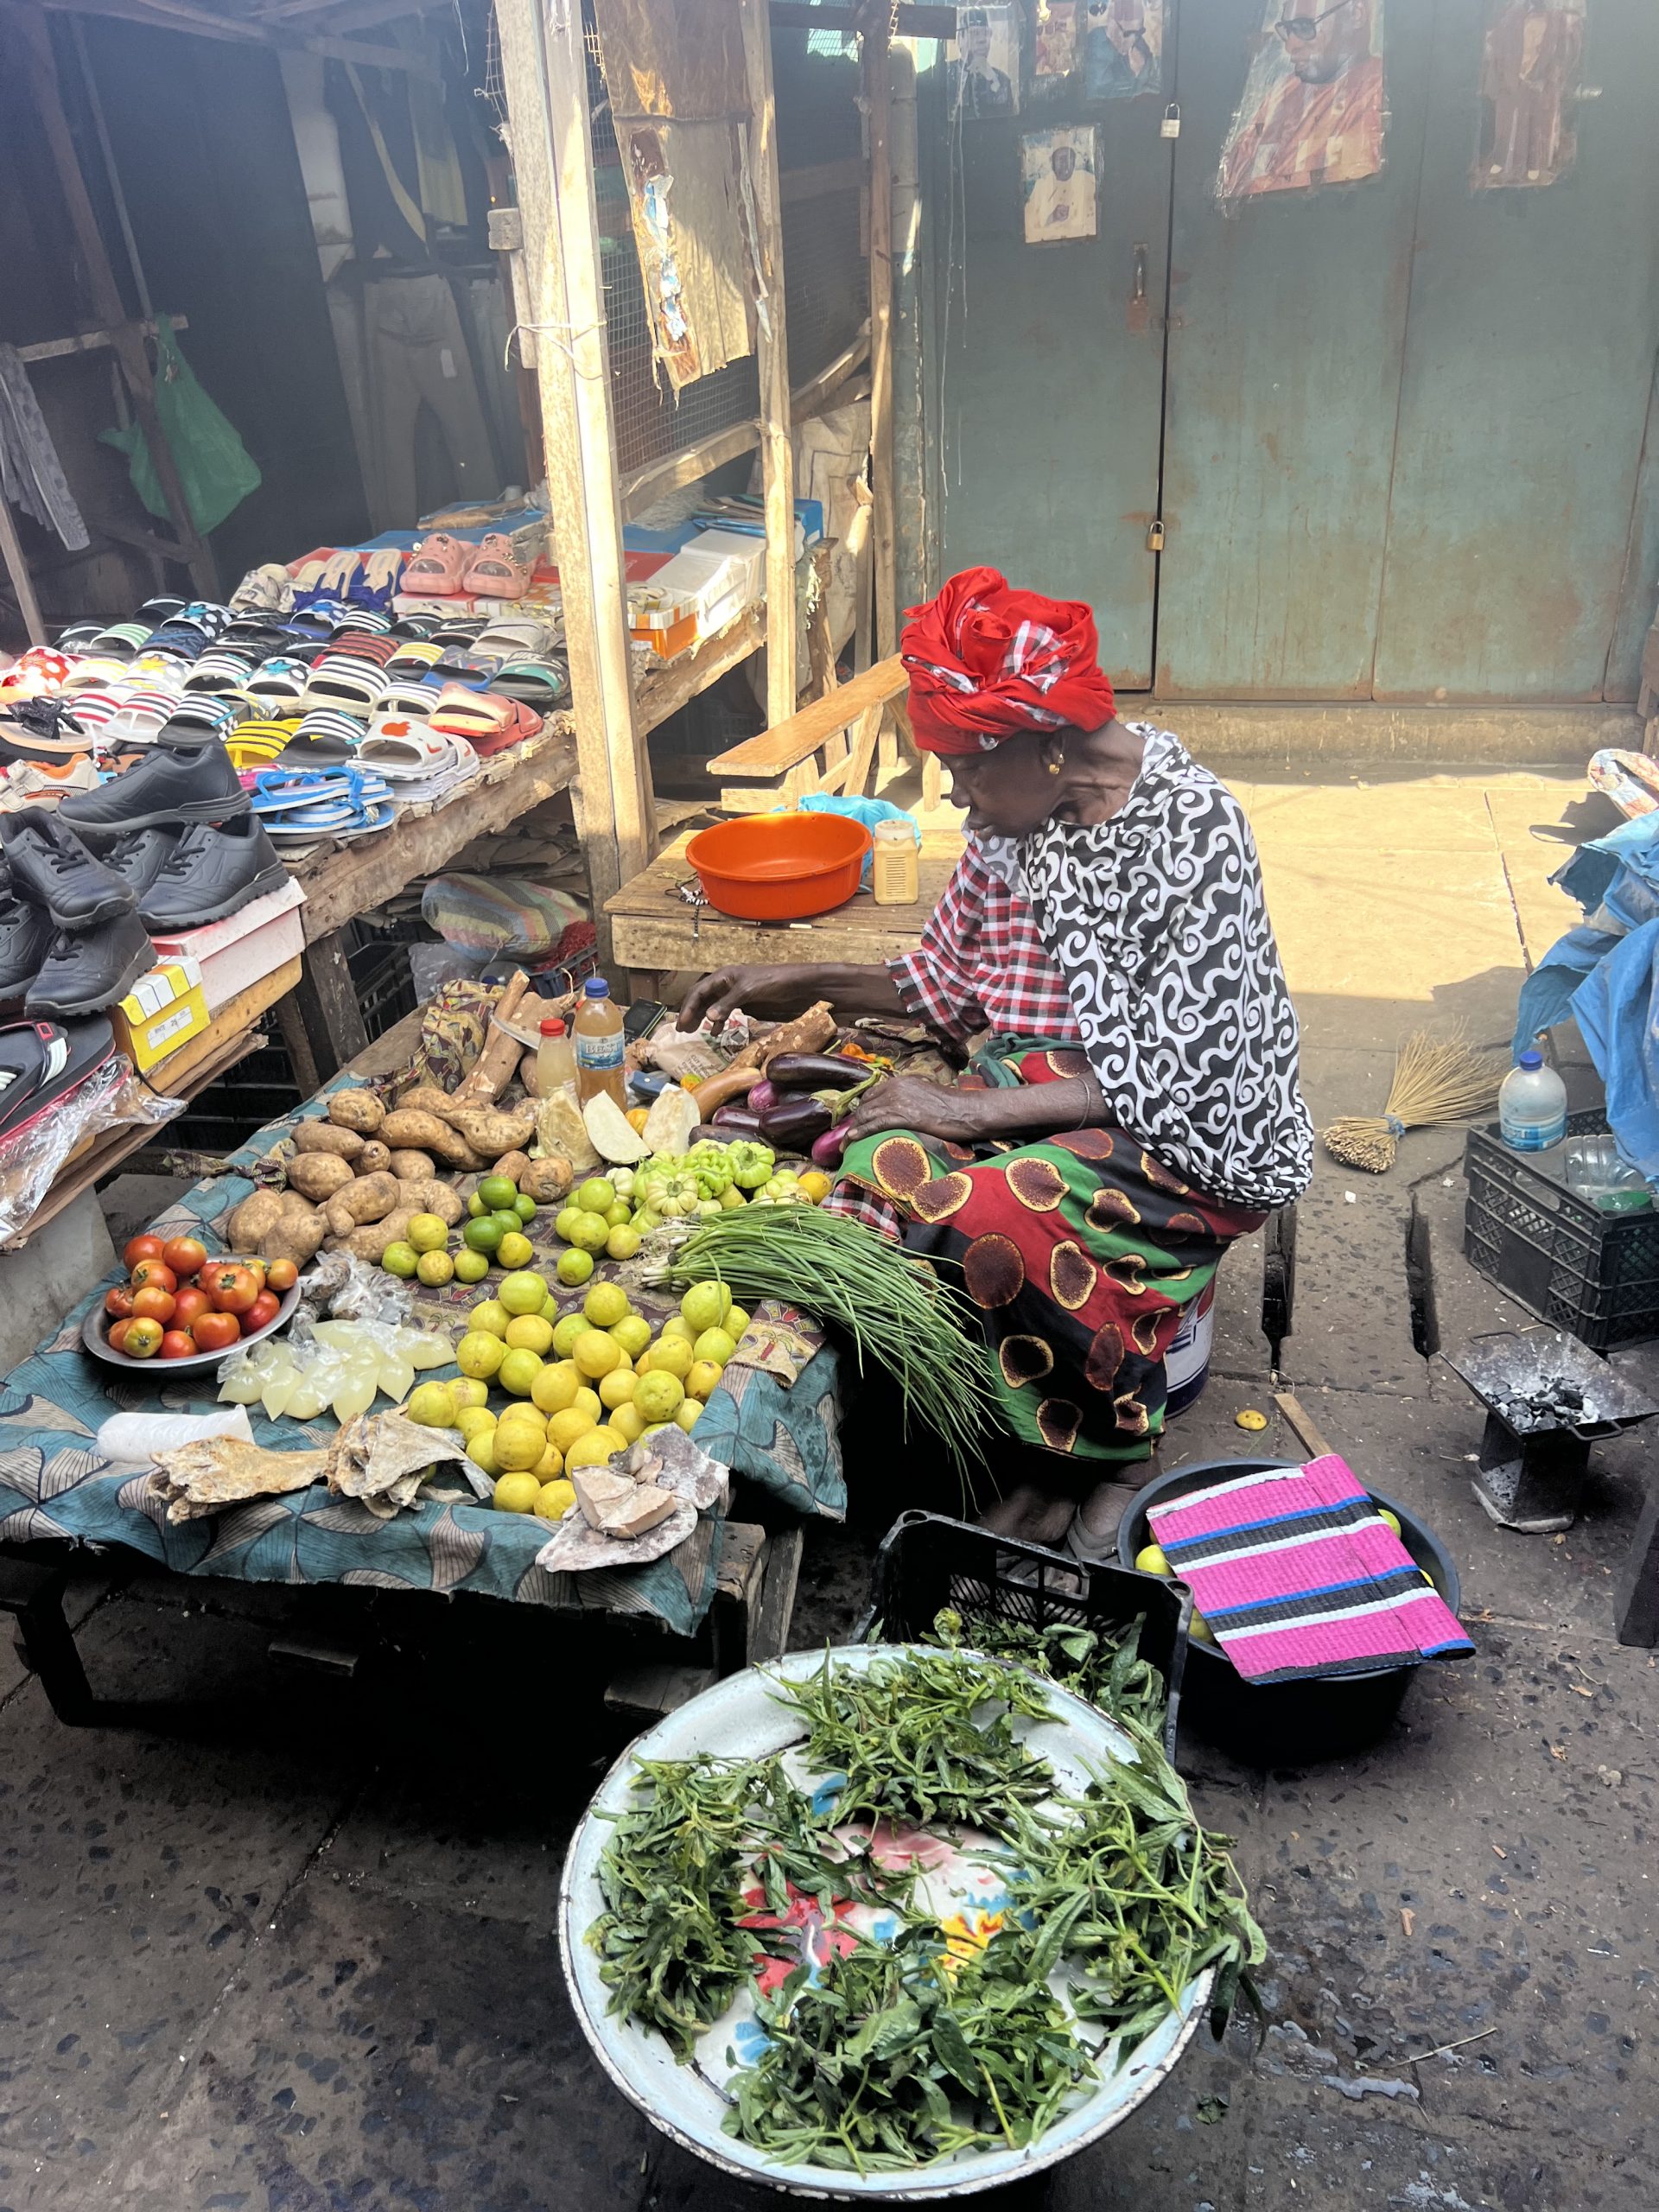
[1147,1456,1471,1684]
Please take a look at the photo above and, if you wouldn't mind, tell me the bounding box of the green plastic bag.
[101,316,261,536]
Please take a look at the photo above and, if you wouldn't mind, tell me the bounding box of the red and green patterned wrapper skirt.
[833,1041,1265,1464]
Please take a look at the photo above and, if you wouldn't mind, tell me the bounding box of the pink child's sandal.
[401,533,471,597]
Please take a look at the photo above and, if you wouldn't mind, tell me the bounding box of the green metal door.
[931,86,1173,690]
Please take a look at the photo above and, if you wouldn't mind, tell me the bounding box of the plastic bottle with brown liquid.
[573,977,626,1109]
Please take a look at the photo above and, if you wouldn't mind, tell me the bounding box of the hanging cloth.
[0,345,88,550]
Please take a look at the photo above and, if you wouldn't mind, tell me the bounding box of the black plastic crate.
[1463,1113,1659,1351]
[861,1510,1190,1763]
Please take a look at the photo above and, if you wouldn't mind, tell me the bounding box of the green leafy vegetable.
[925,1606,1170,1738]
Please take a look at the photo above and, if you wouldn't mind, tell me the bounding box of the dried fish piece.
[324,1408,467,1512]
[148,1438,329,1524]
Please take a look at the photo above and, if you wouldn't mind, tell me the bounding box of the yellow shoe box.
[111,957,210,1073]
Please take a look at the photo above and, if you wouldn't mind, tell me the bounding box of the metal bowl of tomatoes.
[82,1235,302,1373]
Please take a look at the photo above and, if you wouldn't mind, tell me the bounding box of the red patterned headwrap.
[900,567,1116,757]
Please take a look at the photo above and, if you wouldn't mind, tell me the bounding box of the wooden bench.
[703,653,943,814]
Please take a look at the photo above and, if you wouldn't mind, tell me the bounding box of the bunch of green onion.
[659,1205,996,1472]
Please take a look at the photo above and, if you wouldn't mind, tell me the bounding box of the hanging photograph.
[949,3,1020,119]
[1034,0,1080,77]
[1021,125,1098,243]
[1083,0,1165,99]
[1473,0,1586,190]
[1217,0,1387,203]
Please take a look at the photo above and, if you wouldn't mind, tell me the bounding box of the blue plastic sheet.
[799,794,918,887]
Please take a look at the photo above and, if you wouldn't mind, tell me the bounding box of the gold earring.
[1047,759,1062,776]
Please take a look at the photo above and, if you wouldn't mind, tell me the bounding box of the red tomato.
[192,1310,242,1353]
[205,1262,259,1314]
[161,1236,207,1281]
[105,1286,136,1320]
[123,1317,163,1359]
[265,1258,299,1294]
[245,1290,281,1334]
[107,1319,133,1354]
[124,1234,164,1270]
[130,1286,176,1325]
[159,1329,197,1360]
[130,1260,177,1296]
[173,1286,212,1329]
[243,1258,267,1292]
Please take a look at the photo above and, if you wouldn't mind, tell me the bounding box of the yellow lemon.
[416,1250,454,1288]
[541,1294,559,1321]
[610,1402,646,1445]
[498,1347,545,1397]
[1376,1506,1402,1536]
[406,1381,457,1429]
[634,1370,683,1424]
[533,1445,564,1484]
[556,1249,594,1287]
[726,1306,751,1338]
[1189,1611,1216,1644]
[547,1407,599,1455]
[606,1227,641,1262]
[536,1477,575,1521]
[470,1299,511,1339]
[450,1377,490,1409]
[455,1407,497,1444]
[693,1327,736,1367]
[611,1313,652,1360]
[661,1315,696,1347]
[497,1231,534,1272]
[493,1471,543,1513]
[499,1268,549,1317]
[504,1314,555,1357]
[567,1213,610,1255]
[599,1367,638,1410]
[551,1313,594,1358]
[673,1399,702,1433]
[686,1359,723,1402]
[573,1385,602,1423]
[680,1281,732,1334]
[575,1177,616,1213]
[407,1212,448,1254]
[531,1360,582,1415]
[574,1329,622,1380]
[797,1173,830,1204]
[496,1402,547,1433]
[642,1334,692,1381]
[455,1331,505,1381]
[583,1281,631,1329]
[493,1423,547,1475]
[564,1427,629,1471]
[454,1248,491,1285]
[467,1432,499,1478]
[1134,1543,1172,1577]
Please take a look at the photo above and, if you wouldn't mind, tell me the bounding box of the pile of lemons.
[406,1269,746,1522]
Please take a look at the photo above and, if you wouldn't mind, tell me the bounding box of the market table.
[0,1056,843,1726]
[606,827,966,996]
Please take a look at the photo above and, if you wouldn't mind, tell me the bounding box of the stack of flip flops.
[354,721,480,809]
[251,765,396,850]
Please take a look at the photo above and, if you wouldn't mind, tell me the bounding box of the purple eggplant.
[811,1123,853,1169]
[747,1079,780,1116]
[766,1052,869,1094]
[710,1104,766,1140]
[759,1094,835,1149]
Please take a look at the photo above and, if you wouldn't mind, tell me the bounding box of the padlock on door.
[1147,519,1166,553]
[1160,103,1181,139]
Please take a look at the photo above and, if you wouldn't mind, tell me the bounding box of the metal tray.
[81,1266,301,1375]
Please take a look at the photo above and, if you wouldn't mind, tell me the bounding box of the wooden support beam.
[741,0,798,727]
[17,313,188,364]
[791,327,869,423]
[286,932,368,1084]
[863,15,897,660]
[493,0,656,944]
[0,492,48,645]
[620,418,762,520]
[14,3,217,597]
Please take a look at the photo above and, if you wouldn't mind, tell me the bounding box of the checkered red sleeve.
[887,846,992,1046]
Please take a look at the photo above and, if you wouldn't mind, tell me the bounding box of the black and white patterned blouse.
[1015,722,1313,1212]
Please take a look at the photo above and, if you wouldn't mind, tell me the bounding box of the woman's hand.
[679,965,812,1031]
[838,1075,999,1146]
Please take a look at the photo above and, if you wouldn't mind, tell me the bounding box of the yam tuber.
[327,1088,385,1135]
[356,1141,392,1177]
[227,1189,326,1268]
[492,1149,531,1186]
[334,1208,416,1263]
[398,1178,463,1226]
[389,1149,435,1181]
[518,1155,575,1205]
[286,1153,358,1204]
[292,1120,365,1162]
[379,1109,481,1169]
[450,972,532,1107]
[320,1172,403,1240]
[440,1100,537,1159]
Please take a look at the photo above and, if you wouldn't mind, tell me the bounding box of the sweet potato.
[356,1141,392,1177]
[379,1109,480,1169]
[518,1050,541,1098]
[518,1155,575,1205]
[327,1088,385,1135]
[292,1119,365,1162]
[399,1178,463,1227]
[334,1208,415,1263]
[286,1153,358,1204]
[320,1172,402,1239]
[397,1086,457,1122]
[389,1149,435,1181]
[227,1189,326,1269]
[492,1149,531,1186]
[441,1101,537,1159]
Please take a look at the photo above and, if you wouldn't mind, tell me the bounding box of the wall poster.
[1034,0,1079,77]
[1083,0,1164,98]
[1474,0,1586,189]
[1021,124,1099,242]
[1217,0,1388,203]
[949,4,1021,118]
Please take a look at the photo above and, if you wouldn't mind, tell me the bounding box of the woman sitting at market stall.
[681,567,1313,1556]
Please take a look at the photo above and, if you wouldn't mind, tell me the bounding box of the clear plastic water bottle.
[1498,1049,1567,1153]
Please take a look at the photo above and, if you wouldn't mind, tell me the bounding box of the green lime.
[467,1191,486,1218]
[554,1207,581,1243]
[382,1242,419,1278]
[454,1248,491,1285]
[463,1216,505,1255]
[513,1194,537,1223]
[480,1175,519,1211]
[605,1202,632,1229]
[576,1178,616,1214]
[492,1211,521,1238]
[556,1248,594,1287]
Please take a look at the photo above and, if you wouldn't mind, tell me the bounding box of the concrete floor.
[4,762,1655,2212]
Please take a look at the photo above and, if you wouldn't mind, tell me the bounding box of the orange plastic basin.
[684,811,874,920]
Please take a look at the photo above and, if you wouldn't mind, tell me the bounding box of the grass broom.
[1321,1027,1507,1173]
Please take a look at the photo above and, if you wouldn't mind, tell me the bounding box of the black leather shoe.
[0,893,56,998]
[138,815,289,931]
[106,824,185,903]
[26,911,153,1017]
[0,811,137,928]
[56,739,249,842]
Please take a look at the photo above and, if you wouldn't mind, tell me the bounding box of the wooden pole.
[0,494,48,645]
[14,3,217,597]
[741,0,798,727]
[492,0,656,934]
[864,14,897,662]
